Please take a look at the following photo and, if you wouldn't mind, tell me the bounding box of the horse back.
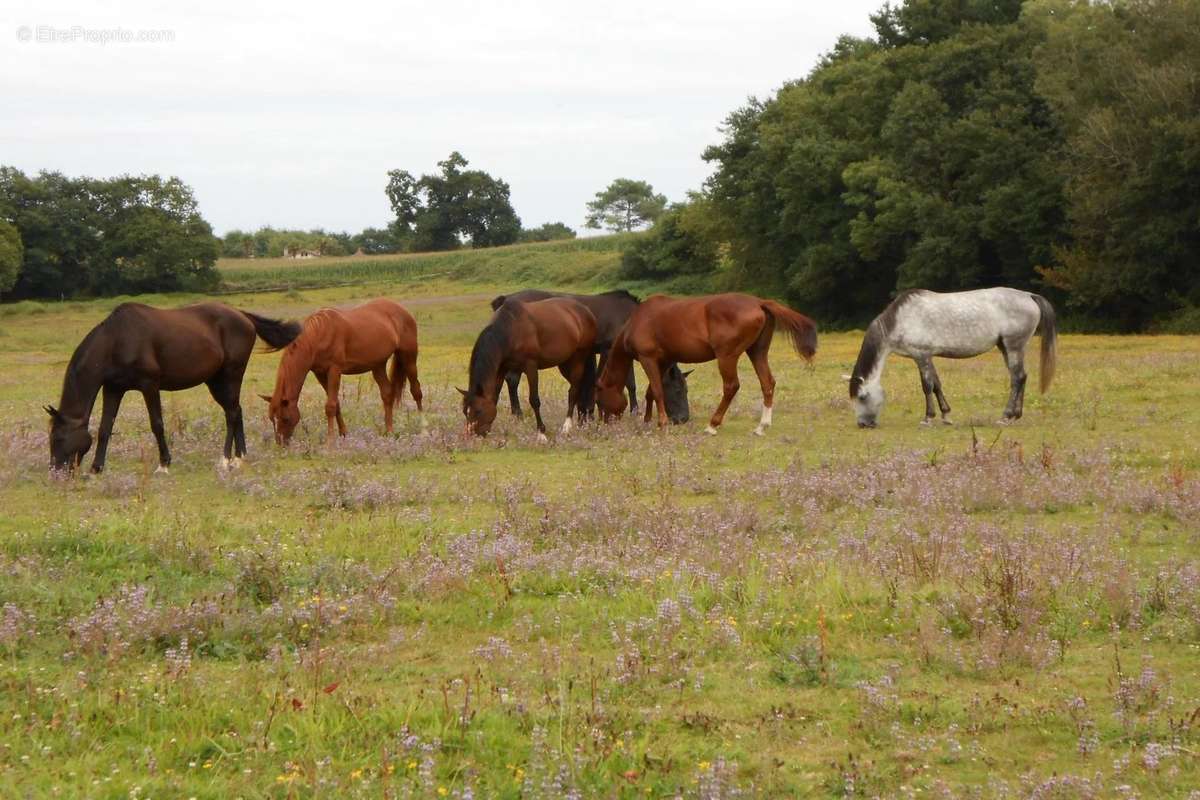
[100,303,249,389]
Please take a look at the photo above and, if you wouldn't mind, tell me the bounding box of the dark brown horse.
[489,289,692,423]
[460,298,597,439]
[47,302,300,473]
[261,299,422,445]
[597,293,817,434]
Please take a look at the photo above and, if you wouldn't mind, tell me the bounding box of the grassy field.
[0,273,1198,798]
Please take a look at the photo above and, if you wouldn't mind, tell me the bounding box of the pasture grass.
[0,282,1198,798]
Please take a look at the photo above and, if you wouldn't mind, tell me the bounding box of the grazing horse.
[261,299,422,445]
[847,288,1057,428]
[489,289,692,423]
[460,298,597,439]
[597,293,817,435]
[46,302,300,473]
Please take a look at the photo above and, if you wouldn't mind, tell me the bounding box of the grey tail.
[1032,294,1057,393]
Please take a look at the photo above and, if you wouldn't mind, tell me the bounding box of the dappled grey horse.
[847,288,1057,428]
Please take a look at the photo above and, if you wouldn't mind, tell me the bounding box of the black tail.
[243,311,302,351]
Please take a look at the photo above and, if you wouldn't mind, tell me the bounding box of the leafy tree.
[703,2,1065,324]
[88,175,220,294]
[0,219,21,300]
[0,168,219,298]
[585,179,667,232]
[385,152,521,251]
[621,201,720,281]
[1030,0,1200,328]
[353,223,408,255]
[519,222,576,243]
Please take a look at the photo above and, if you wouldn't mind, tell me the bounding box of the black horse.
[489,289,691,424]
[47,302,300,473]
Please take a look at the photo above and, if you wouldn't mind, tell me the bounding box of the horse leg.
[626,362,639,414]
[372,364,395,434]
[638,358,669,428]
[747,345,776,436]
[558,357,586,433]
[705,355,742,435]
[916,357,937,426]
[927,362,952,424]
[207,375,245,466]
[524,366,547,440]
[506,371,523,418]
[142,388,171,472]
[324,368,347,439]
[998,339,1027,423]
[401,350,423,413]
[643,386,655,423]
[90,386,124,474]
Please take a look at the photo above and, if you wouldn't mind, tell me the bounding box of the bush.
[620,204,720,281]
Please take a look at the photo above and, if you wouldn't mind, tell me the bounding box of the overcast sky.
[2,0,882,236]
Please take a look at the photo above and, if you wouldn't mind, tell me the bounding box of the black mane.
[469,302,521,393]
[598,289,640,303]
[850,291,916,398]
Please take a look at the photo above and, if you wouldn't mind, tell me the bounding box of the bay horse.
[847,288,1057,428]
[460,297,597,439]
[46,302,300,473]
[489,289,692,423]
[261,298,422,445]
[597,293,817,435]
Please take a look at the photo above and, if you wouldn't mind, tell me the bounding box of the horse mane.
[598,288,640,303]
[849,290,917,397]
[469,301,522,393]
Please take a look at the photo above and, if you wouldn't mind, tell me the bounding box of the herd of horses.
[45,286,1058,473]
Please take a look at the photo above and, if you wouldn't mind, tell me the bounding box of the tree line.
[626,0,1200,331]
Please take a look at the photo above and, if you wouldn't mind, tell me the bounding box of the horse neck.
[467,323,510,400]
[274,336,316,402]
[599,330,634,388]
[58,329,110,423]
[852,321,890,390]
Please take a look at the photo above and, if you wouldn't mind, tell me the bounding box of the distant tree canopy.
[632,0,1200,330]
[520,222,576,243]
[621,199,721,282]
[0,219,21,300]
[385,152,522,251]
[585,179,667,233]
[0,168,220,299]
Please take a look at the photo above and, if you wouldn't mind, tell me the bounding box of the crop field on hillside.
[0,281,1198,798]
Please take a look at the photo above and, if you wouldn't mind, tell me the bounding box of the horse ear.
[681,370,694,379]
[257,394,272,403]
[840,374,852,381]
[456,387,468,397]
[44,405,61,419]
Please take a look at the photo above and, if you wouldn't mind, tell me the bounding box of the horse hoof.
[154,465,170,475]
[752,426,766,437]
[704,426,719,436]
[561,418,573,434]
[219,457,230,470]
[920,418,933,428]
[536,432,549,444]
[941,417,954,426]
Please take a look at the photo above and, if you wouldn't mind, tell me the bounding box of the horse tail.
[388,352,406,410]
[761,300,818,363]
[242,311,302,351]
[1032,293,1057,393]
[490,294,507,311]
[579,353,598,418]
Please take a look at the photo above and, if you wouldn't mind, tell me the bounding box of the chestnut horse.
[262,299,422,444]
[47,302,300,473]
[460,297,597,439]
[597,293,817,435]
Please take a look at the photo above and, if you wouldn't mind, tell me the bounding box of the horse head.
[260,392,300,445]
[459,386,498,436]
[46,405,92,471]
[844,373,883,428]
[663,366,692,424]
